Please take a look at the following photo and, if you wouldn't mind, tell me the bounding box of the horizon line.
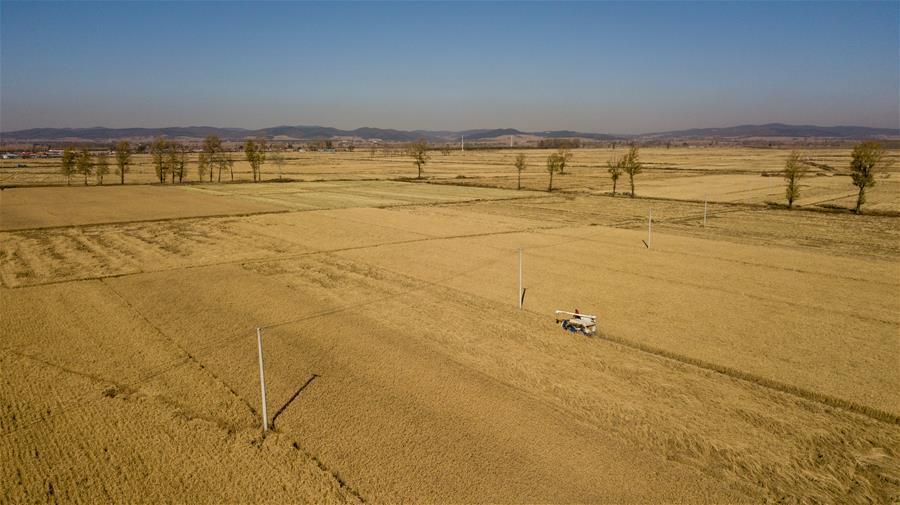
[3,121,899,137]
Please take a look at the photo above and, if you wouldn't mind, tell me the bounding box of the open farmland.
[3,146,899,213]
[2,180,899,503]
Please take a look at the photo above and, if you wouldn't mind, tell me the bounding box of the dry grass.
[1,179,898,503]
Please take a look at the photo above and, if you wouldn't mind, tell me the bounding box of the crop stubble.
[1,180,898,503]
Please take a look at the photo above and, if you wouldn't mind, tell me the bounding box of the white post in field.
[518,248,523,309]
[256,327,269,432]
[703,196,708,227]
[648,208,652,249]
[461,136,465,152]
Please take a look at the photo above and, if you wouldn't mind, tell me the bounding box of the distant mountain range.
[641,123,899,139]
[1,123,897,143]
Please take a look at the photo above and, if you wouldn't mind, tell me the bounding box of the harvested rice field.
[3,146,899,213]
[2,180,898,503]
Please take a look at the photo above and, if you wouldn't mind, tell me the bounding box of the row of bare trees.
[509,146,640,195]
[149,138,189,183]
[509,141,888,214]
[58,135,273,185]
[60,144,130,186]
[60,136,889,214]
[196,135,236,182]
[783,141,888,213]
[606,145,641,197]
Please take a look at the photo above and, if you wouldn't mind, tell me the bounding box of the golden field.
[1,172,899,502]
[2,146,899,213]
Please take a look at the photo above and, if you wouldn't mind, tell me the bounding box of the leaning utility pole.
[256,327,269,432]
[518,248,524,309]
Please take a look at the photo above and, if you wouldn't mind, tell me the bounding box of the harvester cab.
[555,310,597,336]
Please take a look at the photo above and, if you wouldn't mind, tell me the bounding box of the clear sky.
[1,1,898,133]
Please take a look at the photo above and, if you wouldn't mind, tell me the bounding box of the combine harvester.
[555,309,597,336]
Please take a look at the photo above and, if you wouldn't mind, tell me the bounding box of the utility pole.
[518,248,523,309]
[256,327,269,432]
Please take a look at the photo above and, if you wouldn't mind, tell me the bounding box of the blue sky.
[1,1,898,133]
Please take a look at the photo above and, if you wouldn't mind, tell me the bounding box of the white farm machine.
[555,310,597,336]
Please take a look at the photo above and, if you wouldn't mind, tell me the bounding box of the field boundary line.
[0,208,293,233]
[533,226,900,286]
[523,244,900,326]
[2,349,370,503]
[4,348,126,386]
[587,328,900,426]
[335,247,900,426]
[0,351,193,437]
[428,179,900,217]
[98,278,259,420]
[0,190,545,234]
[5,224,561,289]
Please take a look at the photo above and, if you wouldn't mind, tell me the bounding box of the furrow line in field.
[582,326,900,426]
[98,279,259,419]
[4,225,561,289]
[0,304,278,436]
[0,209,294,233]
[0,353,194,437]
[0,192,545,233]
[312,249,900,427]
[260,253,508,332]
[529,229,900,290]
[524,245,898,326]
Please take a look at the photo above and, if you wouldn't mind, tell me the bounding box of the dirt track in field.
[2,181,898,503]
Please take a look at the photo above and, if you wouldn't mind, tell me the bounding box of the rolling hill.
[1,123,896,143]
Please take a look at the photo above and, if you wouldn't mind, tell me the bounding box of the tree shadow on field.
[272,373,319,429]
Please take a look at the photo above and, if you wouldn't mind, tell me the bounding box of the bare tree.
[61,146,76,186]
[166,142,178,183]
[202,135,221,182]
[169,142,187,183]
[197,152,210,182]
[212,150,228,182]
[114,140,131,185]
[556,148,572,174]
[514,153,527,190]
[607,155,624,196]
[783,151,806,209]
[546,152,562,192]
[95,152,110,185]
[150,137,169,183]
[269,149,286,179]
[850,141,888,214]
[221,152,235,182]
[407,139,429,179]
[76,148,93,185]
[622,145,642,198]
[244,138,267,182]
